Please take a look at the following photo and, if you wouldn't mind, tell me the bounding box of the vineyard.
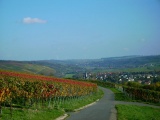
[122,86,160,103]
[0,70,97,118]
[90,80,160,104]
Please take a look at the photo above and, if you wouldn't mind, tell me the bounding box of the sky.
[0,0,160,60]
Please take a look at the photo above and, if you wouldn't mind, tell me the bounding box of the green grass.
[64,74,75,78]
[116,104,160,120]
[109,87,160,106]
[62,88,104,111]
[106,87,131,101]
[0,88,103,120]
[1,108,64,120]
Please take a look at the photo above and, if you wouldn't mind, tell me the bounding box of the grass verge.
[1,88,103,120]
[62,88,104,112]
[1,108,64,120]
[109,87,160,106]
[116,104,160,120]
[108,87,132,101]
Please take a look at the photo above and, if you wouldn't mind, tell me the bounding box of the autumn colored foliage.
[0,70,97,115]
[122,82,160,103]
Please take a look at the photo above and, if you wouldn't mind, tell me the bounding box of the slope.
[0,60,55,76]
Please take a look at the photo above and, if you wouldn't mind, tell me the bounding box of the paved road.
[66,87,116,120]
[65,87,160,120]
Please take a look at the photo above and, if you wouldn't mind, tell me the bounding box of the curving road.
[65,87,160,120]
[66,87,116,120]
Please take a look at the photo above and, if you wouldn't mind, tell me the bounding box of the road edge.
[55,99,100,120]
[73,99,99,112]
[55,114,68,120]
[109,107,117,120]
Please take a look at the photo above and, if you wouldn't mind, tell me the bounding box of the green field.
[91,65,160,73]
[116,104,160,120]
[64,73,75,78]
[1,108,64,120]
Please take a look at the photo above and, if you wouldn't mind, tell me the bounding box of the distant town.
[83,71,160,85]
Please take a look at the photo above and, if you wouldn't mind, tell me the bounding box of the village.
[83,71,160,85]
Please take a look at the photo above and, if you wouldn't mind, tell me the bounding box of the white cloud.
[23,17,47,24]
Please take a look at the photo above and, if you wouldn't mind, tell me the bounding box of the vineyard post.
[48,97,51,108]
[159,93,160,103]
[10,99,13,118]
[158,93,160,103]
[0,101,2,116]
[144,89,148,102]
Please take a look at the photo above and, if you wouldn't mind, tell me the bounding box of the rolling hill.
[0,60,55,76]
[0,55,160,78]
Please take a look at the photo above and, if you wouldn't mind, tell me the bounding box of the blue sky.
[0,0,160,60]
